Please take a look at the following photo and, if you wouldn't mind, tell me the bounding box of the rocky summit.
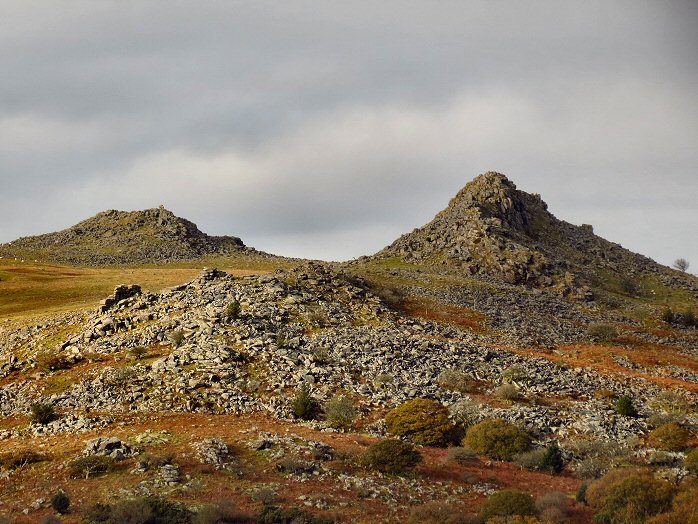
[377,172,696,297]
[0,206,247,265]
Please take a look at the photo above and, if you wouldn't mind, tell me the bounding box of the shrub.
[673,258,690,272]
[361,439,422,474]
[646,487,698,524]
[535,492,568,524]
[437,369,473,394]
[0,449,44,470]
[479,490,537,521]
[30,402,56,425]
[50,490,70,514]
[409,501,478,524]
[98,496,191,524]
[258,504,333,524]
[502,365,527,383]
[494,383,520,401]
[586,323,618,342]
[292,385,320,421]
[650,390,694,414]
[679,310,696,327]
[586,469,675,523]
[647,423,691,452]
[540,444,564,474]
[127,346,148,360]
[449,399,484,429]
[684,448,698,474]
[616,395,638,417]
[385,398,457,447]
[323,396,357,431]
[513,448,547,470]
[447,446,479,465]
[192,499,251,524]
[37,352,72,373]
[226,300,241,321]
[661,308,675,323]
[576,482,588,503]
[69,455,114,479]
[168,328,185,347]
[39,516,62,524]
[464,419,531,461]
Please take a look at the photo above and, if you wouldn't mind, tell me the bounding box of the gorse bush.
[587,470,675,523]
[437,369,473,394]
[258,504,333,524]
[479,490,537,521]
[168,328,185,347]
[447,446,479,465]
[647,423,691,452]
[464,419,531,461]
[385,398,457,447]
[192,499,251,524]
[361,439,422,474]
[494,383,520,401]
[83,496,191,523]
[30,402,56,425]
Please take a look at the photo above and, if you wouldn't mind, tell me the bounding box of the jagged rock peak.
[442,171,548,234]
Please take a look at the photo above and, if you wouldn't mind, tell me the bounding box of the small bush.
[464,419,531,461]
[30,402,56,425]
[39,517,62,524]
[447,446,479,465]
[50,490,70,514]
[292,385,320,421]
[647,423,691,452]
[494,383,520,401]
[101,496,191,524]
[661,308,675,323]
[226,300,241,321]
[437,369,473,394]
[258,504,333,524]
[192,499,251,524]
[616,395,638,417]
[449,399,484,429]
[37,352,72,373]
[586,323,618,342]
[540,444,564,474]
[684,448,698,474]
[127,346,148,360]
[576,482,588,503]
[479,490,537,521]
[535,492,568,524]
[587,470,675,523]
[409,501,478,524]
[69,455,114,479]
[323,396,357,431]
[385,398,457,447]
[361,439,422,474]
[502,364,527,383]
[168,328,185,347]
[0,449,44,470]
[513,448,547,470]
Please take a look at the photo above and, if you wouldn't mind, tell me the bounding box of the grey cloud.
[1,1,696,267]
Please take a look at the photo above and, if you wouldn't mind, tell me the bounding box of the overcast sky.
[1,1,696,267]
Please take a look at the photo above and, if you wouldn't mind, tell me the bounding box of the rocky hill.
[377,172,696,299]
[0,206,248,265]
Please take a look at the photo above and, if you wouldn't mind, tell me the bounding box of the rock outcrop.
[377,172,698,296]
[0,206,248,265]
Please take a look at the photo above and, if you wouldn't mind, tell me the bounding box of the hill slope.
[0,206,248,265]
[377,172,696,299]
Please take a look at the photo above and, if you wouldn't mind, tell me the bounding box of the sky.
[0,1,696,267]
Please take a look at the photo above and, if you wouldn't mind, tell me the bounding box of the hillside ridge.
[0,206,247,265]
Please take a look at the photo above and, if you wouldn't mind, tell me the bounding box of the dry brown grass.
[0,258,280,319]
